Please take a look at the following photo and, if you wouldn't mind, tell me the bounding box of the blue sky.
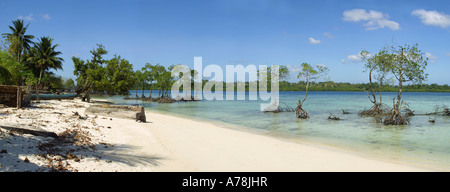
[1,0,449,84]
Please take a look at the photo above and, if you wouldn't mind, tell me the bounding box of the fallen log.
[85,104,146,122]
[0,125,58,138]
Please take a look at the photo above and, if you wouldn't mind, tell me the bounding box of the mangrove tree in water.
[296,62,328,119]
[359,49,392,116]
[382,44,428,125]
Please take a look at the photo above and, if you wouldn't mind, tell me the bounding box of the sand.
[0,99,439,172]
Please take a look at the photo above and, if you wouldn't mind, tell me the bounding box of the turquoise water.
[98,91,450,170]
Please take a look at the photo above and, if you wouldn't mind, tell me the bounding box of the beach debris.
[0,125,58,138]
[327,113,341,120]
[157,97,176,103]
[428,117,436,123]
[265,101,296,113]
[66,153,80,162]
[72,111,88,120]
[375,116,383,123]
[85,104,146,122]
[341,108,350,114]
[415,105,450,117]
[358,103,390,117]
[404,104,415,117]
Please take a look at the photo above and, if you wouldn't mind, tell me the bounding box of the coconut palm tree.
[2,19,34,61]
[28,36,64,85]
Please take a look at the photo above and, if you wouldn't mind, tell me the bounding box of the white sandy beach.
[0,99,441,172]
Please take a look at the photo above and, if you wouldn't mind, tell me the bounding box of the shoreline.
[143,110,441,172]
[0,99,445,172]
[144,108,450,171]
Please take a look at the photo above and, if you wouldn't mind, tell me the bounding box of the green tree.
[104,55,136,95]
[2,19,34,62]
[73,44,108,101]
[383,44,428,125]
[27,36,64,85]
[296,63,328,119]
[150,64,167,97]
[64,78,76,91]
[142,63,155,98]
[134,69,144,98]
[360,49,392,116]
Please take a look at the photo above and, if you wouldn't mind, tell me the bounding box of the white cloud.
[286,64,301,73]
[446,53,450,57]
[341,52,371,63]
[425,52,438,63]
[42,14,51,20]
[323,32,334,38]
[308,37,321,44]
[412,9,450,28]
[18,13,34,21]
[342,9,400,31]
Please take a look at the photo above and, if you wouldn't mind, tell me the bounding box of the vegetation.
[27,36,64,85]
[1,20,67,98]
[72,44,136,101]
[0,19,447,129]
[381,44,428,125]
[359,49,391,116]
[2,19,34,62]
[295,63,329,119]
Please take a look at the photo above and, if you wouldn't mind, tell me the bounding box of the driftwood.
[85,104,146,122]
[31,95,78,101]
[328,113,341,120]
[341,108,350,114]
[0,125,58,138]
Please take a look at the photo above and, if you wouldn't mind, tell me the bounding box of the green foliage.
[0,50,32,85]
[257,65,290,83]
[2,19,34,61]
[104,55,136,95]
[390,44,428,84]
[72,44,136,95]
[64,78,75,90]
[27,36,64,84]
[297,63,329,81]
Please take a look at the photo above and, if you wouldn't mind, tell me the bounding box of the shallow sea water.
[98,91,450,170]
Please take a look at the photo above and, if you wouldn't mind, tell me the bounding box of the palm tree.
[2,19,34,61]
[28,36,64,85]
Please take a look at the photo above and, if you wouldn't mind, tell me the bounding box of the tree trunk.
[395,48,404,112]
[379,76,384,105]
[142,82,145,98]
[149,84,153,98]
[297,75,310,119]
[16,85,21,109]
[38,67,44,85]
[368,67,377,105]
[301,76,310,106]
[384,48,407,125]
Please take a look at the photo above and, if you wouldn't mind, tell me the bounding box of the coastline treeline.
[140,80,450,93]
[0,20,74,93]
